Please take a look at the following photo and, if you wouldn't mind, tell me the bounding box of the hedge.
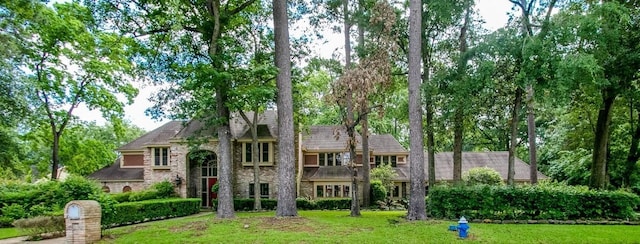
[102,198,201,227]
[212,198,351,211]
[428,184,640,220]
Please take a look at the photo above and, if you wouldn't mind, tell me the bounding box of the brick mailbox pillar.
[65,200,102,244]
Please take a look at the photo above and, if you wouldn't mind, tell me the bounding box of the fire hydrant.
[457,216,469,239]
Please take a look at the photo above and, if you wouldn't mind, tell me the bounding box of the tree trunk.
[348,124,360,217]
[362,115,370,207]
[623,105,640,187]
[426,101,436,187]
[251,110,261,210]
[452,8,470,185]
[526,85,538,184]
[407,0,426,221]
[274,0,297,217]
[453,107,463,183]
[508,87,523,186]
[216,86,235,218]
[590,91,617,189]
[51,132,60,180]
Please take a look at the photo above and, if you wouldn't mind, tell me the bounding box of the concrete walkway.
[0,212,213,243]
[0,236,64,244]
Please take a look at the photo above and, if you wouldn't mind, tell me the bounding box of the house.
[425,151,547,183]
[299,126,410,200]
[90,111,546,207]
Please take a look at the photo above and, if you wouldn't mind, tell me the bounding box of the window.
[243,142,271,164]
[102,186,110,193]
[318,152,343,166]
[315,184,350,198]
[122,186,132,192]
[153,147,169,166]
[249,183,269,199]
[374,155,397,167]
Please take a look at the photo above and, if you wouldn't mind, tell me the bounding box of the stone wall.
[102,182,145,193]
[233,141,279,198]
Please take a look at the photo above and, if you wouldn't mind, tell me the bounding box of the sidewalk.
[0,236,64,244]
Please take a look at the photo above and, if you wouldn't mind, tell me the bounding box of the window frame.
[152,147,170,168]
[242,142,273,166]
[317,152,344,166]
[249,183,270,199]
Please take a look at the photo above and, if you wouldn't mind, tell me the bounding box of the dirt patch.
[247,217,316,233]
[170,220,209,234]
[102,225,150,240]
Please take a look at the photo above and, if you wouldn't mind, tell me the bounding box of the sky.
[74,0,514,132]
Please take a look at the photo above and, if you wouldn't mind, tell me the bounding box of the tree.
[6,2,139,180]
[406,0,425,221]
[274,0,297,217]
[553,1,640,189]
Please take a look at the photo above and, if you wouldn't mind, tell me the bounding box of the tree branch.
[228,0,258,16]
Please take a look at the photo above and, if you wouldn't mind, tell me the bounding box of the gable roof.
[118,121,184,151]
[87,158,144,182]
[301,126,407,154]
[426,151,547,182]
[118,111,278,152]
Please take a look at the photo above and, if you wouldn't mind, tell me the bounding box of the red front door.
[208,178,218,207]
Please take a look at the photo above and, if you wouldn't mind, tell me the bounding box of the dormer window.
[153,147,169,166]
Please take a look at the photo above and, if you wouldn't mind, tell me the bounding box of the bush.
[462,167,504,186]
[296,198,317,210]
[153,181,177,199]
[13,216,65,240]
[102,198,201,227]
[1,204,27,220]
[428,184,640,220]
[315,198,351,210]
[370,180,387,203]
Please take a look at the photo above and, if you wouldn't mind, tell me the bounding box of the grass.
[0,228,22,240]
[98,211,640,244]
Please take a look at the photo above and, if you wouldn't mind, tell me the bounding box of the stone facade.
[101,182,145,194]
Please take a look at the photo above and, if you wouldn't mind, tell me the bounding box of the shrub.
[1,203,27,220]
[110,192,133,203]
[102,198,201,227]
[153,181,177,199]
[462,167,504,186]
[315,198,351,210]
[428,184,640,220]
[370,180,387,203]
[296,198,317,210]
[13,216,65,241]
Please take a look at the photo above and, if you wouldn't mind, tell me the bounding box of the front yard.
[99,211,640,243]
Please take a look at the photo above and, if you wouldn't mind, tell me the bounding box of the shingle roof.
[117,121,184,151]
[426,151,547,181]
[87,158,144,182]
[369,134,407,154]
[301,126,407,154]
[232,111,278,140]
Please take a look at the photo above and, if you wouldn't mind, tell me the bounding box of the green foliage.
[462,167,504,186]
[315,198,351,210]
[371,163,397,194]
[428,184,640,220]
[102,198,201,227]
[295,198,317,210]
[12,216,65,241]
[0,204,27,225]
[370,180,387,203]
[153,181,177,199]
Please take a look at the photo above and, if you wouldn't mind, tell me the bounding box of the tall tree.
[509,0,557,185]
[7,2,139,180]
[406,0,426,221]
[452,6,472,184]
[553,0,640,189]
[87,0,263,218]
[274,0,298,217]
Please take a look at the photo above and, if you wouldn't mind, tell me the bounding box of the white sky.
[74,0,513,131]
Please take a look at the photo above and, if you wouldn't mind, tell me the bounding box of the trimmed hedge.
[428,184,640,220]
[213,198,351,211]
[102,198,201,227]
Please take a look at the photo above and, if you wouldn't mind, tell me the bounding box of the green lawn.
[0,228,22,240]
[99,211,640,244]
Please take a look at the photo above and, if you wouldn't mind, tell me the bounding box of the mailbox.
[64,200,101,244]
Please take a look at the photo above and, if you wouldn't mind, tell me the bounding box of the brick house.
[90,111,545,207]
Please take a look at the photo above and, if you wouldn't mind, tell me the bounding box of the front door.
[208,178,218,207]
